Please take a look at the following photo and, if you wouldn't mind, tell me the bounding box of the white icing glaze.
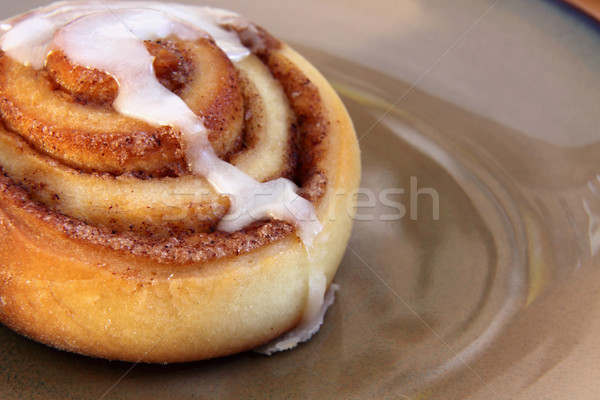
[0,1,322,245]
[254,283,339,355]
[0,1,251,65]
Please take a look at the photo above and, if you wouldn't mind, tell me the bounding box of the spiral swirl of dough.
[0,2,360,362]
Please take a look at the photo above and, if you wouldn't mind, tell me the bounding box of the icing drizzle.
[0,1,322,245]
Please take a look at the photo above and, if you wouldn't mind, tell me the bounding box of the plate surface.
[2,1,600,399]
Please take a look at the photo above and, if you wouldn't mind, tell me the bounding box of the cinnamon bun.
[0,1,360,362]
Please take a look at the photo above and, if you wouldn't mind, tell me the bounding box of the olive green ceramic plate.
[2,1,600,399]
